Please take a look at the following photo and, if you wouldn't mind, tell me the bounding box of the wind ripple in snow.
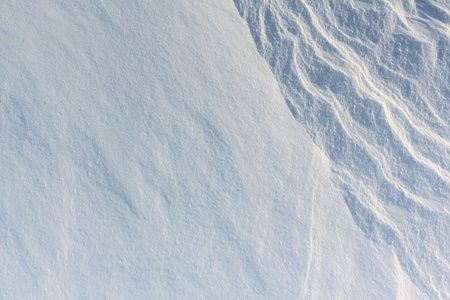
[234,0,449,298]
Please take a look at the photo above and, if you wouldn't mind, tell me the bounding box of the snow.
[0,0,447,299]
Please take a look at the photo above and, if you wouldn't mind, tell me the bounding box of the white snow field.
[0,0,447,299]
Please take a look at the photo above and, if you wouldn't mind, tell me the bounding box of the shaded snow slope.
[233,0,449,298]
[0,0,439,299]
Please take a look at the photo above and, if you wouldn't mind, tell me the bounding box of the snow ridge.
[233,0,449,298]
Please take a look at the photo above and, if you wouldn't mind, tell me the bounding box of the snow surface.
[0,0,447,299]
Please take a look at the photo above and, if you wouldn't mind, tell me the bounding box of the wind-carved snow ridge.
[234,0,449,298]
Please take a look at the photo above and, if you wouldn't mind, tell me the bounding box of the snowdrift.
[1,0,446,299]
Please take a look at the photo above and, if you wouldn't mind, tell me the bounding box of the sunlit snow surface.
[0,0,448,299]
[234,0,449,298]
